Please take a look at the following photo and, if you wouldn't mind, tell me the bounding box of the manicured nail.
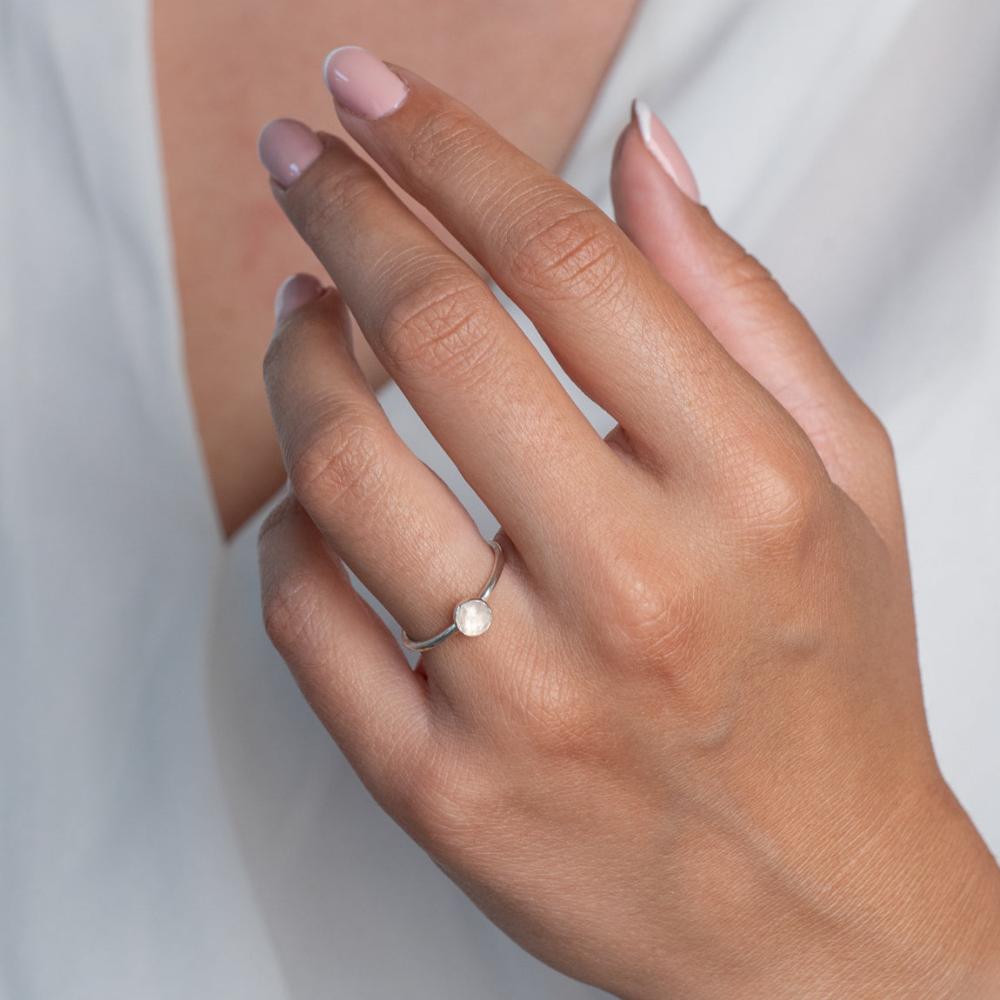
[258,118,323,188]
[275,273,324,322]
[323,46,408,120]
[631,99,700,202]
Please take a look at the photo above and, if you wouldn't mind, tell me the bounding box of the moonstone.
[453,598,492,637]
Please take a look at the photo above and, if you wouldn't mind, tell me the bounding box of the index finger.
[322,46,789,471]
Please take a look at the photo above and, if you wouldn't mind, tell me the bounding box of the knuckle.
[380,277,499,387]
[517,667,605,759]
[587,543,740,738]
[593,543,702,669]
[736,447,830,548]
[404,107,486,179]
[260,567,325,662]
[288,411,388,515]
[508,195,628,300]
[257,495,295,548]
[723,246,774,292]
[717,241,782,308]
[297,156,379,244]
[856,406,896,465]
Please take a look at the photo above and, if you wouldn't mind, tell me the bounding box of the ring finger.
[263,279,497,650]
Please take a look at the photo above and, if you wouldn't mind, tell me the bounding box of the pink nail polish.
[258,119,323,188]
[274,273,324,321]
[631,99,700,203]
[323,46,409,120]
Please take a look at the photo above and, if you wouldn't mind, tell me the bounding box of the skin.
[257,62,1000,996]
[153,0,639,535]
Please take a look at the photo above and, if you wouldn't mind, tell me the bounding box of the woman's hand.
[256,48,1000,998]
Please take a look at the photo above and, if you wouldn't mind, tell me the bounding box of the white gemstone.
[453,598,492,637]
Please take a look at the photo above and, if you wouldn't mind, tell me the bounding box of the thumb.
[611,101,902,549]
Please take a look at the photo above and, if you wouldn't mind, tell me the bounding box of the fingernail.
[631,99,700,202]
[275,273,324,322]
[258,118,323,188]
[323,46,408,120]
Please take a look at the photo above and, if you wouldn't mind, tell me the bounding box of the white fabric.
[2,0,998,996]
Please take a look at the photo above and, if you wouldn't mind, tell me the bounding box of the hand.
[256,48,1000,998]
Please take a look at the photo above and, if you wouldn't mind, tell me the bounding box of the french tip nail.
[322,45,364,86]
[630,98,649,136]
[629,97,700,203]
[322,44,409,120]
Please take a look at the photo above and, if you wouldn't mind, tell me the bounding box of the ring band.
[401,539,505,652]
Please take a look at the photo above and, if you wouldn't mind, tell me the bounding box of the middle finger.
[262,123,624,558]
[323,49,768,472]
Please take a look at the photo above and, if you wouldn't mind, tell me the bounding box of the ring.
[401,539,506,652]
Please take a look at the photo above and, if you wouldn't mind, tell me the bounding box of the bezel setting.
[453,598,493,637]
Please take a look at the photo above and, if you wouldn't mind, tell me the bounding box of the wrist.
[623,776,1000,1000]
[754,777,1000,1000]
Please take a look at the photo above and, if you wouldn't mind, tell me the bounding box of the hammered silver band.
[401,539,505,652]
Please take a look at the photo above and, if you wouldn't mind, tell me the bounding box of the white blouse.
[3,0,998,996]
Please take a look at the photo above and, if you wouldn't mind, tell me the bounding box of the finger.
[264,277,499,646]
[258,119,620,562]
[258,492,432,799]
[611,102,904,552]
[321,47,776,469]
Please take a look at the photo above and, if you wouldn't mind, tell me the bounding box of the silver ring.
[401,539,505,652]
